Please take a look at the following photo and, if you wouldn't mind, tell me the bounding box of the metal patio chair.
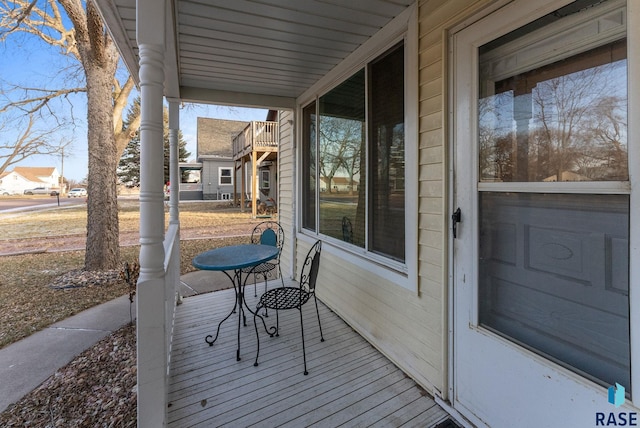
[242,221,285,300]
[253,240,324,375]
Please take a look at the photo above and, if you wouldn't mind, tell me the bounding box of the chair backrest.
[251,221,284,250]
[300,240,322,292]
[260,228,278,247]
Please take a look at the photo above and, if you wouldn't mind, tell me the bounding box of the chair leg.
[299,308,308,375]
[253,311,260,367]
[262,273,269,317]
[313,295,324,342]
[278,265,285,288]
[253,272,258,297]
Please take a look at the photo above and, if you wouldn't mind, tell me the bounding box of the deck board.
[168,287,450,427]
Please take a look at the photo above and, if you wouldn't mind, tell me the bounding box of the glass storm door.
[452,0,635,426]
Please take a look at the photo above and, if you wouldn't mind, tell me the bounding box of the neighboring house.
[98,1,638,427]
[195,117,248,201]
[0,171,27,195]
[0,166,60,194]
[542,171,591,182]
[194,116,280,211]
[319,176,358,193]
[231,110,279,216]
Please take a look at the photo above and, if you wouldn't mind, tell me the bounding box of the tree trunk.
[84,63,120,270]
[64,0,122,271]
[1,0,128,271]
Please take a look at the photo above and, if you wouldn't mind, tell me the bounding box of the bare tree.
[340,137,362,196]
[585,94,628,180]
[479,60,627,183]
[0,0,141,270]
[530,62,625,181]
[318,115,361,193]
[478,95,515,181]
[0,113,69,174]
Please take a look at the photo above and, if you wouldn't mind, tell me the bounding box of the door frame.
[447,0,640,425]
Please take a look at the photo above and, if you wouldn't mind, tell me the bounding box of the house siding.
[0,171,31,194]
[279,0,501,401]
[273,46,640,428]
[4,167,61,194]
[277,110,295,280]
[308,1,639,426]
[201,159,234,200]
[301,0,446,398]
[413,0,494,397]
[315,247,444,386]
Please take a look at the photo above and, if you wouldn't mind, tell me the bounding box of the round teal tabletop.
[192,244,278,271]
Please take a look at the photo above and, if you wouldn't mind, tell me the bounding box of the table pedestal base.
[204,268,263,361]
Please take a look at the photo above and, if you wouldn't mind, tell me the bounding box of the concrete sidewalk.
[0,270,235,413]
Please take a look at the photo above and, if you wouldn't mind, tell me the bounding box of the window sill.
[298,232,411,291]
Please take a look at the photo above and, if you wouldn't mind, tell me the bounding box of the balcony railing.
[232,121,278,159]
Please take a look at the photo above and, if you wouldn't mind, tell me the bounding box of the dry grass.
[0,201,253,239]
[0,250,127,348]
[0,201,256,349]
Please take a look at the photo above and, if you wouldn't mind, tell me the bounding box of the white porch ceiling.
[96,0,415,109]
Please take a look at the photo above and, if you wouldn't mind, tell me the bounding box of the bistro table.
[192,244,279,361]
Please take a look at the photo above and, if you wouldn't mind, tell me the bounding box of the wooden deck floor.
[168,286,449,427]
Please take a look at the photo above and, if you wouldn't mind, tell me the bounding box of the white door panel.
[452,0,634,426]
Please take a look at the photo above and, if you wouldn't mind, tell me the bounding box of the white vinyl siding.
[288,2,446,396]
[416,0,506,398]
[308,235,444,391]
[278,110,295,280]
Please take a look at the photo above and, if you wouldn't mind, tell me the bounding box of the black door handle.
[452,207,461,239]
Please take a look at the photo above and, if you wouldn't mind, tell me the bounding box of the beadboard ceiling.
[96,0,414,109]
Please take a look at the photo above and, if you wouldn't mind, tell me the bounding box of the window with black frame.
[302,42,405,263]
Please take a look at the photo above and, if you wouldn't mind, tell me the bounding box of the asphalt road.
[0,196,86,212]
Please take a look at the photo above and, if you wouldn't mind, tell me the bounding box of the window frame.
[218,167,233,185]
[296,4,418,292]
[260,169,270,189]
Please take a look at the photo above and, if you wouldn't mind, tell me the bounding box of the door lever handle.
[452,207,461,239]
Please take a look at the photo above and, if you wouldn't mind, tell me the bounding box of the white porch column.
[168,100,180,224]
[167,100,182,307]
[137,0,167,426]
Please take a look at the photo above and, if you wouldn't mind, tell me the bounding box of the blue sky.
[0,19,267,182]
[20,101,268,182]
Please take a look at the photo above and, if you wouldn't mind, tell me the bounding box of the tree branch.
[0,114,69,175]
[113,76,135,132]
[0,0,80,60]
[0,86,86,115]
[6,0,37,32]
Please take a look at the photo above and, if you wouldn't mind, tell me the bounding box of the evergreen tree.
[118,98,190,186]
